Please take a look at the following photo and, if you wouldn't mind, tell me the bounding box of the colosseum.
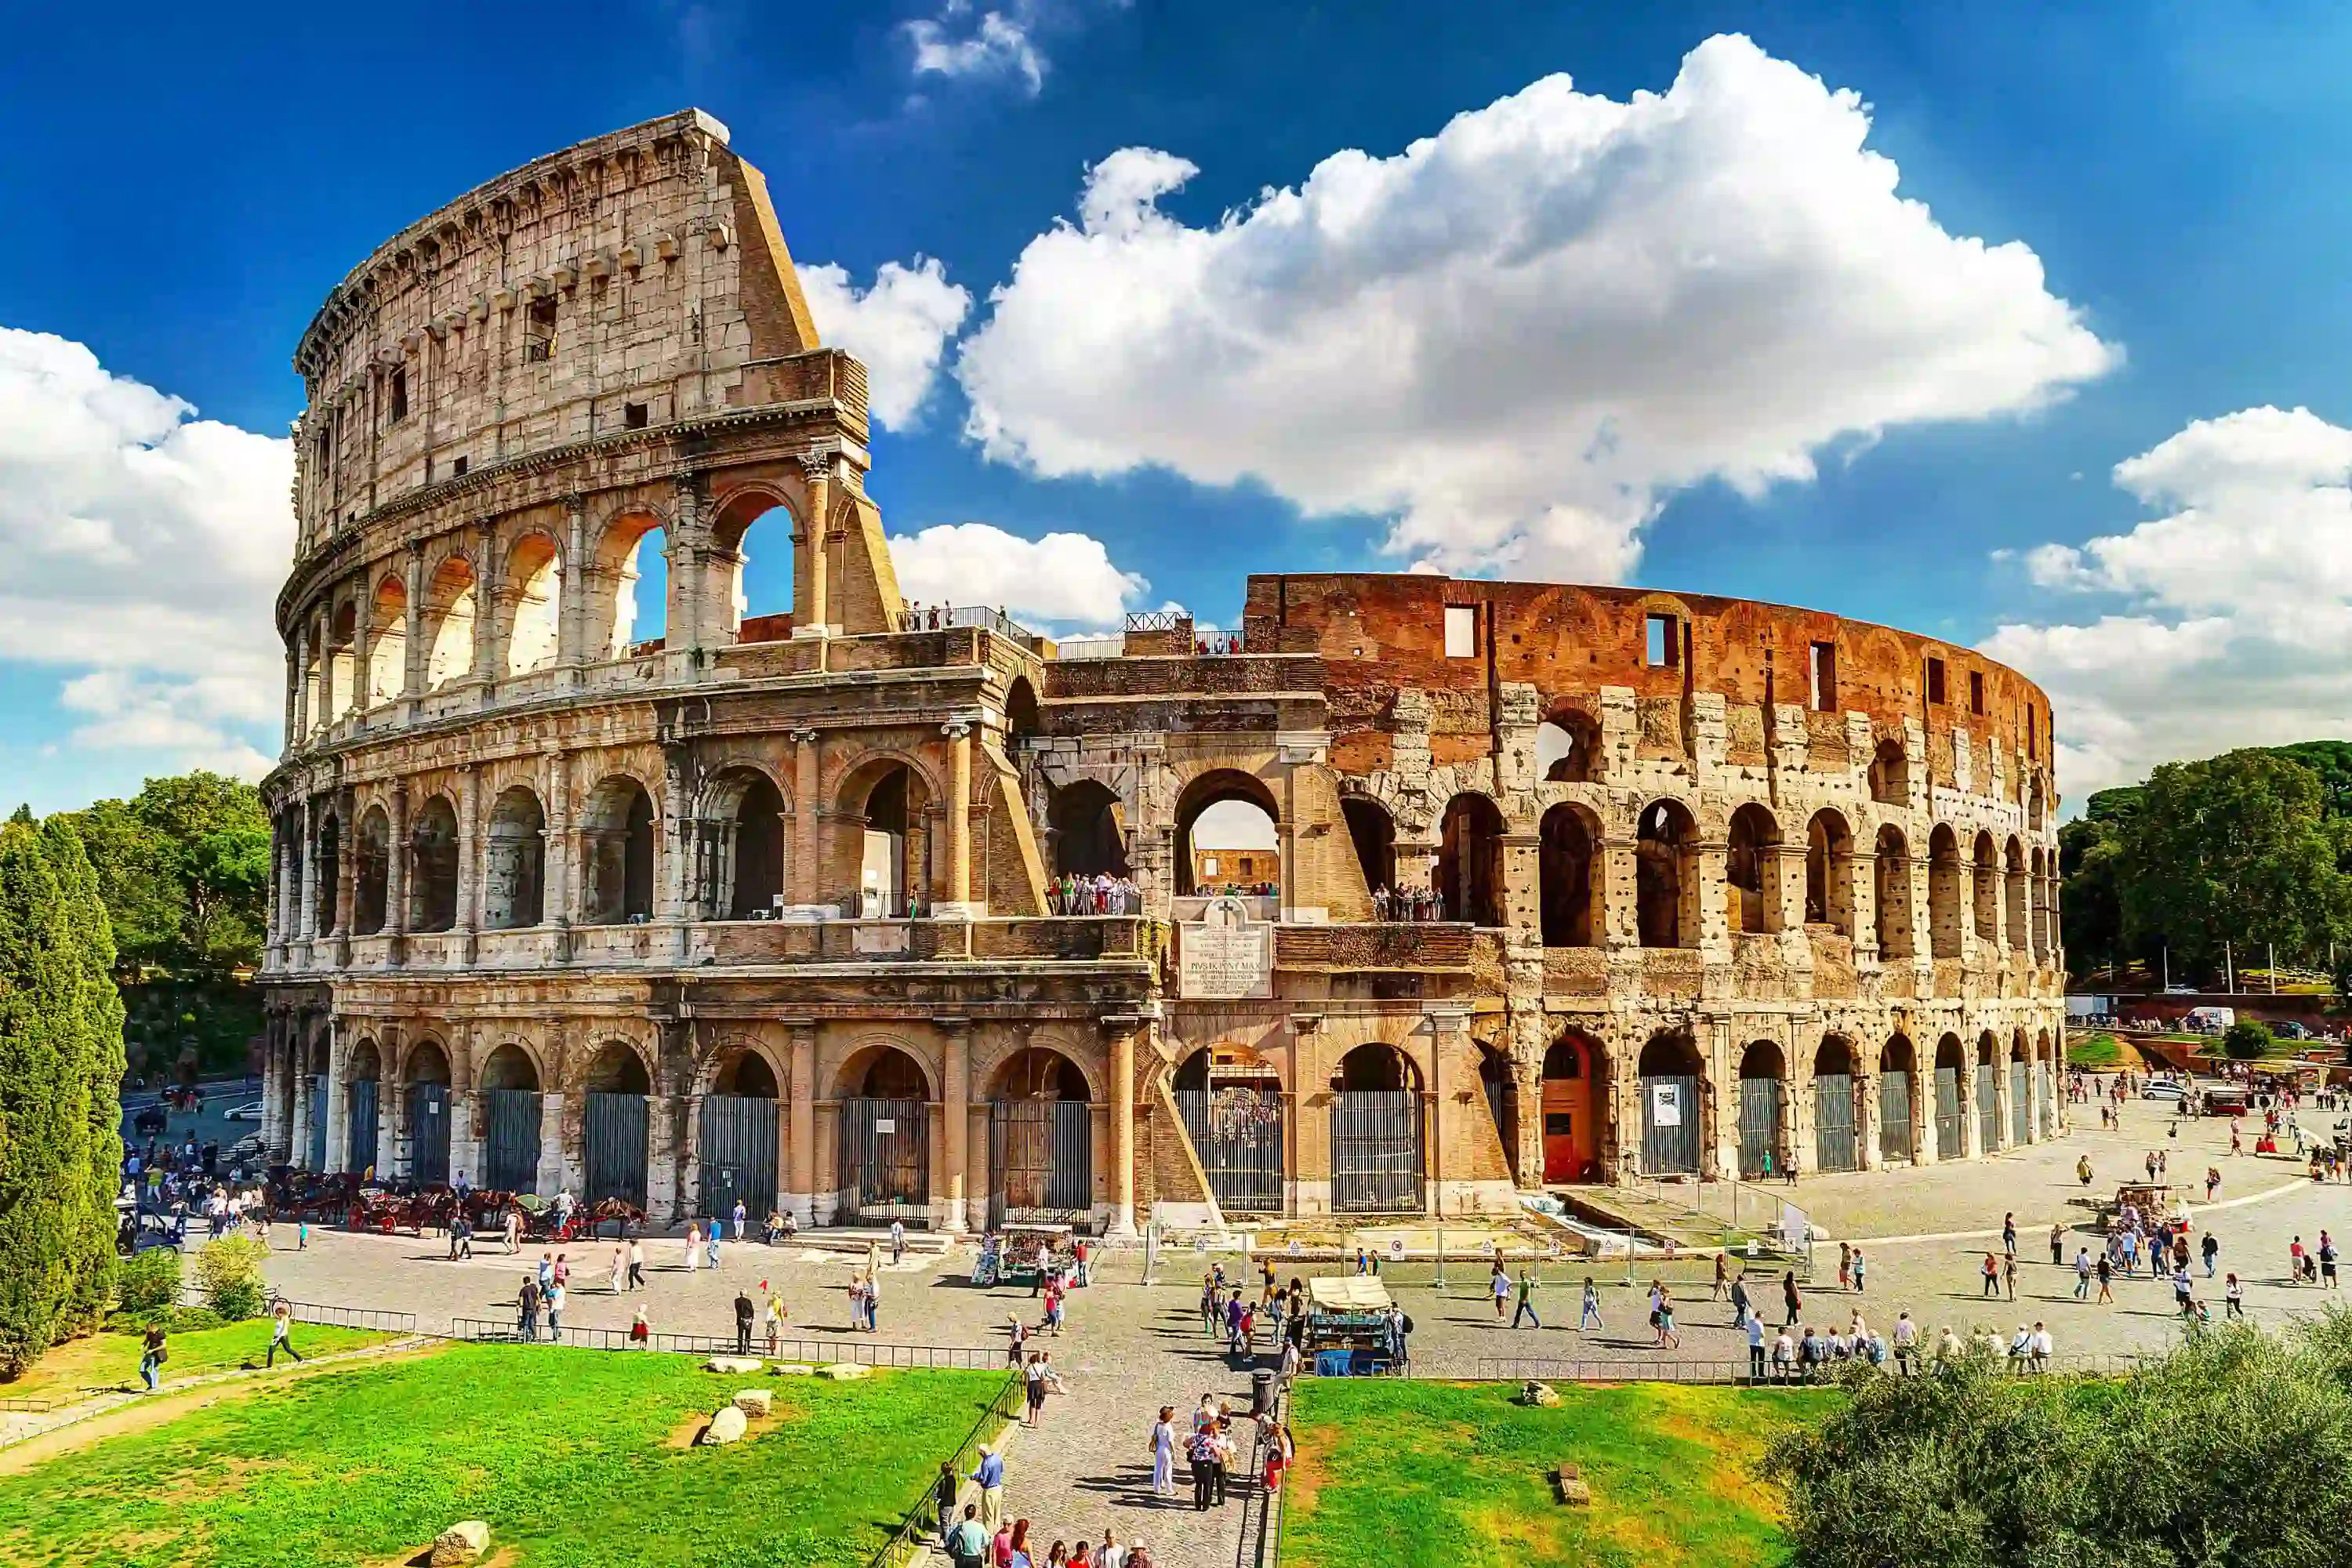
[258,110,2069,1236]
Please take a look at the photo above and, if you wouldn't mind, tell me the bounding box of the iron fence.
[447,1319,996,1368]
[1465,1352,2154,1385]
[863,1370,1025,1568]
[896,605,1034,643]
[284,1300,418,1334]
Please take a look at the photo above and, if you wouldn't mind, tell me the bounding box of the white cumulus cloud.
[956,32,2118,581]
[802,256,973,429]
[1984,405,2352,798]
[886,521,1146,630]
[905,1,1047,95]
[0,326,292,781]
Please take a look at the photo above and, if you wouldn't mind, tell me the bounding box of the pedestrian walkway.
[0,1335,430,1454]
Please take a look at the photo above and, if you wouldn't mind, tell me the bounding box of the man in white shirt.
[1892,1311,1918,1374]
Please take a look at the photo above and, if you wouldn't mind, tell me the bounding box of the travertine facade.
[260,111,2067,1234]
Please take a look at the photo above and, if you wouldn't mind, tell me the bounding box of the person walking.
[891,1217,907,1266]
[609,1244,626,1295]
[686,1219,702,1274]
[2002,1213,2017,1260]
[2225,1272,2246,1319]
[868,1268,884,1333]
[1712,1252,1729,1301]
[2323,1231,2340,1290]
[2004,1253,2019,1301]
[1851,1247,1867,1294]
[504,1207,521,1255]
[2096,1251,2114,1304]
[1490,1260,1511,1320]
[139,1323,168,1392]
[1187,1422,1220,1511]
[267,1301,305,1367]
[2201,1232,2220,1279]
[1581,1277,1603,1332]
[628,1236,646,1290]
[1023,1352,1049,1428]
[1747,1312,1766,1381]
[1837,1243,1852,1292]
[734,1290,756,1356]
[1656,1289,1682,1350]
[732,1198,748,1243]
[546,1279,566,1340]
[2074,1247,2092,1301]
[1512,1268,1541,1329]
[1149,1406,1179,1499]
[1893,1311,1918,1374]
[1729,1274,1751,1330]
[519,1274,541,1338]
[946,1505,989,1568]
[2049,1224,2065,1266]
[706,1221,722,1270]
[1783,1271,1803,1329]
[764,1287,786,1356]
[630,1305,651,1347]
[969,1444,1006,1530]
[1980,1253,2002,1298]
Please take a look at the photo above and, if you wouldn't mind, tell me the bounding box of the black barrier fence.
[863,1371,1025,1568]
[1468,1352,2154,1385]
[448,1319,997,1368]
[283,1299,419,1334]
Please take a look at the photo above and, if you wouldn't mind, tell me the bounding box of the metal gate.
[2039,1063,2057,1137]
[408,1083,450,1186]
[1814,1073,1858,1173]
[347,1079,379,1175]
[582,1092,648,1208]
[1878,1070,1915,1163]
[1331,1091,1423,1212]
[307,1076,328,1170]
[989,1100,1093,1227]
[1641,1075,1700,1175]
[1175,1087,1284,1212]
[485,1087,543,1194]
[1933,1066,1962,1160]
[699,1094,779,1222]
[1737,1076,1782,1178]
[1976,1065,1999,1151]
[2009,1062,2031,1145]
[838,1098,927,1221]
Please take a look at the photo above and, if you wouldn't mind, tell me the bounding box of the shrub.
[116,1247,182,1314]
[2223,1021,2276,1061]
[106,1305,226,1334]
[192,1235,269,1320]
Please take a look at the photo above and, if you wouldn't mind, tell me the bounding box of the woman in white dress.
[685,1218,702,1273]
[1149,1406,1178,1498]
[609,1245,626,1295]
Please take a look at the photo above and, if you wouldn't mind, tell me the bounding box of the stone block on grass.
[430,1520,489,1565]
[704,1356,763,1374]
[702,1405,749,1444]
[821,1362,870,1381]
[733,1388,774,1417]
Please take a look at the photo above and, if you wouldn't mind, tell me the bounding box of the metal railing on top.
[864,1370,1024,1568]
[1048,633,1124,661]
[895,605,1034,643]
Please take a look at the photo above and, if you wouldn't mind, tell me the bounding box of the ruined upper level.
[288,109,851,561]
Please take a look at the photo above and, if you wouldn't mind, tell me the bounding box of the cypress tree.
[0,819,80,1374]
[45,818,124,1333]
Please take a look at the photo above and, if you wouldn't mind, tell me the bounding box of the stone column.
[537,1091,565,1197]
[1960,1062,1984,1159]
[379,1076,402,1178]
[472,521,501,699]
[387,784,411,957]
[940,1018,971,1234]
[324,1023,349,1173]
[456,764,481,961]
[787,729,822,913]
[788,1023,816,1225]
[350,572,373,723]
[939,720,978,918]
[292,1062,314,1171]
[1109,1018,1138,1236]
[1991,1052,2013,1151]
[675,1092,702,1221]
[545,751,573,956]
[558,494,589,675]
[333,792,357,938]
[1498,833,1541,940]
[259,1022,281,1154]
[2024,1039,2045,1145]
[282,644,299,759]
[796,453,833,635]
[314,612,337,734]
[296,797,320,942]
[401,542,426,707]
[815,1103,840,1225]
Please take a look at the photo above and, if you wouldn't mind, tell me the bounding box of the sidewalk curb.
[1840,1177,2311,1247]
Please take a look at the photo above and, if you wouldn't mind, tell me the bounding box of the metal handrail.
[283,1300,418,1334]
[864,1370,1024,1568]
[896,604,1034,643]
[1463,1352,2153,1384]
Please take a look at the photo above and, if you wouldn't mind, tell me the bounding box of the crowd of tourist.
[1050,873,1142,915]
[1369,884,1450,921]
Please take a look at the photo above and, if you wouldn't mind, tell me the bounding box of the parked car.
[2143,1079,2187,1101]
[223,1101,264,1122]
[131,1104,169,1136]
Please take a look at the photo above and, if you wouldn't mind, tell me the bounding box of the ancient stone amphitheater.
[259,111,2067,1234]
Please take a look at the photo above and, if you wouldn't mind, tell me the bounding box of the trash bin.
[1251,1367,1275,1414]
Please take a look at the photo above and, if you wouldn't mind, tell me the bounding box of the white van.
[2184,1006,2235,1033]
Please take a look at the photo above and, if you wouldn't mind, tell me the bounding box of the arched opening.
[1726,803,1780,935]
[1869,738,1909,807]
[499,532,563,676]
[422,554,477,689]
[1341,795,1397,906]
[2005,839,2030,953]
[838,1046,931,1222]
[855,764,920,918]
[354,805,390,936]
[1172,1045,1285,1213]
[1475,1045,1520,1186]
[1331,1044,1424,1212]
[325,601,358,723]
[1178,771,1281,898]
[2010,1030,2033,1146]
[1538,803,1599,948]
[1541,1033,1602,1183]
[366,575,407,706]
[698,768,786,920]
[580,777,655,924]
[1976,1032,2002,1150]
[707,492,797,644]
[2031,848,2052,960]
[2027,774,2047,833]
[478,1043,543,1195]
[1005,677,1044,749]
[701,1047,781,1221]
[1637,799,1697,949]
[599,515,670,658]
[1813,1036,1860,1173]
[1537,709,1601,783]
[312,812,341,938]
[1972,832,1999,943]
[580,1042,651,1208]
[1933,1033,1966,1158]
[345,1040,381,1176]
[1928,826,1963,960]
[1873,826,1913,959]
[408,795,459,934]
[1878,1035,1916,1163]
[1637,1033,1703,1175]
[1049,779,1129,880]
[1737,1041,1787,1179]
[1439,793,1505,926]
[1804,810,1853,934]
[404,1040,452,1187]
[990,1047,1094,1225]
[484,786,546,931]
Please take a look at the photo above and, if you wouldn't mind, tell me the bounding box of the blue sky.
[6,1,2352,812]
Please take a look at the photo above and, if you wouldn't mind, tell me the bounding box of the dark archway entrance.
[702,1048,781,1222]
[1638,1033,1702,1174]
[405,1040,452,1187]
[346,1040,381,1176]
[1050,781,1130,878]
[1934,1034,1966,1158]
[1173,1047,1285,1214]
[1878,1035,1916,1163]
[1737,1041,1785,1179]
[1438,793,1504,925]
[581,1044,650,1209]
[1539,804,1598,947]
[989,1048,1094,1226]
[1813,1037,1860,1174]
[838,1048,930,1223]
[479,1044,543,1195]
[1541,1034,1600,1184]
[1341,796,1396,903]
[1330,1045,1424,1213]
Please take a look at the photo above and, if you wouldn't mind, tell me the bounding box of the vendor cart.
[999,1223,1076,1287]
[2104,1181,2186,1226]
[1302,1276,1396,1377]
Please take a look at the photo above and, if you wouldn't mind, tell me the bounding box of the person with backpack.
[945,1504,989,1568]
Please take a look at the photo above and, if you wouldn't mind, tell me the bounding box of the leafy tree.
[115,1247,182,1315]
[2117,749,2352,980]
[193,1234,269,1320]
[2270,740,2352,819]
[67,771,270,977]
[2223,1020,2276,1061]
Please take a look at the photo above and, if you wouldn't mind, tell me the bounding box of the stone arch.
[833,1039,936,1101]
[1175,768,1282,898]
[583,1038,653,1094]
[1869,737,1909,807]
[1873,824,1912,959]
[706,487,799,644]
[354,804,391,936]
[1973,830,2000,943]
[477,1040,543,1092]
[706,1038,785,1098]
[989,1046,1092,1102]
[1737,1039,1788,1179]
[1927,825,1964,960]
[579,774,657,924]
[1005,676,1044,747]
[1336,1041,1423,1094]
[408,793,459,933]
[1538,801,1601,948]
[1340,793,1397,902]
[1878,1032,1918,1163]
[591,507,671,659]
[1635,1031,1704,1175]
[400,1035,454,1186]
[2005,837,2030,952]
[1804,808,1854,934]
[1636,797,1698,949]
[484,785,547,930]
[836,754,937,917]
[421,551,477,689]
[366,572,408,706]
[1813,1033,1862,1173]
[700,764,789,919]
[1537,706,1602,783]
[579,1040,652,1207]
[498,529,564,677]
[402,1036,453,1086]
[1049,779,1130,879]
[1439,791,1506,927]
[324,600,359,723]
[345,1037,383,1085]
[1725,801,1781,935]
[311,808,341,938]
[2027,772,2047,833]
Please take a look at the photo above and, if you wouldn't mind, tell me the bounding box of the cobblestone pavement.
[230,1090,2352,1567]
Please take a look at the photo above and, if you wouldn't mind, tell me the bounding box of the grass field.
[2,1320,391,1403]
[0,1343,1004,1568]
[2067,1032,2123,1068]
[1280,1379,1835,1568]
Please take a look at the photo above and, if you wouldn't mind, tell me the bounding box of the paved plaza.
[221,1089,2352,1567]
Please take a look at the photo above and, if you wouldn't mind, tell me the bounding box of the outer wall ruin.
[260,110,2067,1234]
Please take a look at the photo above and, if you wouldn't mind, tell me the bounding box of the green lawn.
[2,1320,390,1403]
[2067,1032,2122,1068]
[1281,1379,1835,1568]
[0,1344,1005,1568]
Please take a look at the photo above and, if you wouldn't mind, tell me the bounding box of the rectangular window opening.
[452,456,469,477]
[524,297,557,363]
[624,401,649,430]
[1809,641,1838,712]
[1443,604,1477,659]
[387,366,408,423]
[1645,613,1679,669]
[2028,704,2039,759]
[1926,656,1947,706]
[1969,670,1986,717]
